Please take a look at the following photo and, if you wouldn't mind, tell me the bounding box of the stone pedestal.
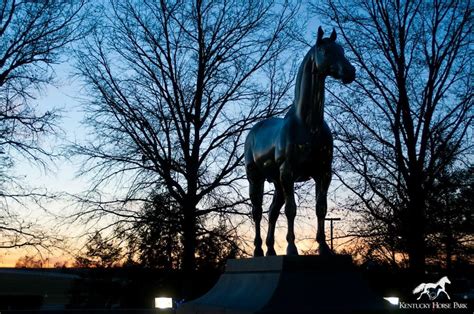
[178,255,389,314]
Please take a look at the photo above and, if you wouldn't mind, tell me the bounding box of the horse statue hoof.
[286,244,299,255]
[254,247,264,257]
[318,243,334,256]
[266,248,277,256]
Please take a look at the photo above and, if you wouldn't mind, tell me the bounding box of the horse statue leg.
[280,162,298,255]
[315,171,332,255]
[249,175,264,256]
[265,183,284,256]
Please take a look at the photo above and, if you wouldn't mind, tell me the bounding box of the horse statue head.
[312,26,355,84]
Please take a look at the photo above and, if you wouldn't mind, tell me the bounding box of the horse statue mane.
[244,26,355,256]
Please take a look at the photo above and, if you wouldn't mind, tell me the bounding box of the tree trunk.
[407,195,426,276]
[181,201,197,300]
[182,203,197,273]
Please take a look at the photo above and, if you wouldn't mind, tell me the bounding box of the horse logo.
[413,276,451,301]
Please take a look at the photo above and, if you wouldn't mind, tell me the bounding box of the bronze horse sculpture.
[244,27,355,256]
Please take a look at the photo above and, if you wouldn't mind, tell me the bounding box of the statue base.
[177,255,389,314]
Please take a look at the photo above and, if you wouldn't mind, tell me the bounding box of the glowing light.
[155,297,173,309]
[383,297,399,305]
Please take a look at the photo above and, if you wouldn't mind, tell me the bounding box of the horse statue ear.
[317,26,324,45]
[330,28,337,41]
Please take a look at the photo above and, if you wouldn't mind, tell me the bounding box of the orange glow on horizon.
[0,251,71,268]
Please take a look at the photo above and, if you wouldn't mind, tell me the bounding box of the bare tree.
[71,0,300,271]
[314,0,473,274]
[119,190,242,270]
[74,231,122,268]
[0,0,86,249]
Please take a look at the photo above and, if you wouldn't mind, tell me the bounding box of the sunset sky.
[1,64,349,267]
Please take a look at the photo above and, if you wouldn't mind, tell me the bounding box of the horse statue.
[413,276,451,301]
[244,26,355,256]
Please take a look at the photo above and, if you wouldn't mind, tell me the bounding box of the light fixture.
[155,297,173,309]
[383,297,399,305]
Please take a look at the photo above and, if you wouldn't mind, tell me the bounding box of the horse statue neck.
[438,277,449,287]
[293,46,326,134]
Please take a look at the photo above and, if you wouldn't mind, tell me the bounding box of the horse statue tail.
[413,283,426,294]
